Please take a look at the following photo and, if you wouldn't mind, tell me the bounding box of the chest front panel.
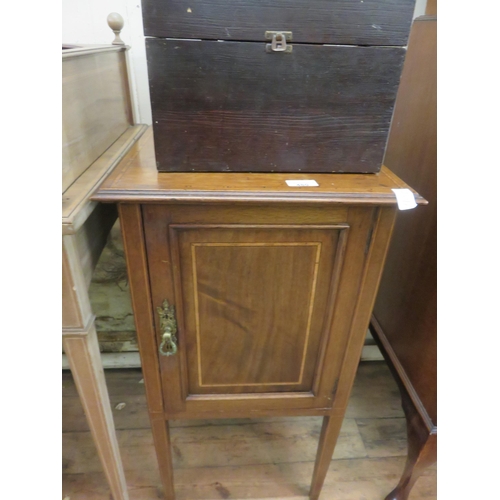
[142,204,376,416]
[147,39,405,174]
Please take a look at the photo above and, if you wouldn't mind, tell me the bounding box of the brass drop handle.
[157,299,178,356]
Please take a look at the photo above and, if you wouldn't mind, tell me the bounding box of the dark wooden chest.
[143,0,416,173]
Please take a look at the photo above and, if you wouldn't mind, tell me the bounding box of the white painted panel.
[414,0,428,18]
[62,0,152,125]
[63,352,141,369]
[361,346,384,362]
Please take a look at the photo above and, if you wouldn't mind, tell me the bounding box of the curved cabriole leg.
[385,391,437,500]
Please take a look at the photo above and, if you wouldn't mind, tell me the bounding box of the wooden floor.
[62,361,437,500]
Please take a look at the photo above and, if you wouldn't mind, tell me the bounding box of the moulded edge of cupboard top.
[92,127,428,207]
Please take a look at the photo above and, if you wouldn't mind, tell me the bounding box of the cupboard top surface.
[93,128,426,205]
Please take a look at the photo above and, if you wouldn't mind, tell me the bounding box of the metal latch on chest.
[265,31,293,53]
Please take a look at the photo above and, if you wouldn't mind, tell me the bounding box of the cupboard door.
[171,224,348,395]
[143,207,358,412]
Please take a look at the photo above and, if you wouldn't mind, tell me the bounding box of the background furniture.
[370,14,437,500]
[62,16,147,500]
[94,128,425,500]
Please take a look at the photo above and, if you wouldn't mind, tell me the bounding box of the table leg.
[149,414,176,500]
[309,414,345,500]
[63,324,129,500]
[385,390,437,500]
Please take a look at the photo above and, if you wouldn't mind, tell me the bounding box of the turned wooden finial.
[107,12,125,45]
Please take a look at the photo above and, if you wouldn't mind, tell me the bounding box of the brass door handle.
[157,299,178,356]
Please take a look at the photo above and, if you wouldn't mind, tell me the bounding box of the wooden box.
[142,0,416,173]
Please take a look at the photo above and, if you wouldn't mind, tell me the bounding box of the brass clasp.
[265,31,293,53]
[272,32,287,51]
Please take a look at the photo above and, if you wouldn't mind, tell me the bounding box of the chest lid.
[142,0,416,46]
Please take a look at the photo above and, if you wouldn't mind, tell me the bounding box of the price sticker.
[391,189,417,210]
[286,180,319,187]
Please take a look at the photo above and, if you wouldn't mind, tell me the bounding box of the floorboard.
[62,361,436,499]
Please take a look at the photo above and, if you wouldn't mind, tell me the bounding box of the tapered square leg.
[149,415,176,500]
[63,326,129,500]
[119,204,176,498]
[309,415,345,500]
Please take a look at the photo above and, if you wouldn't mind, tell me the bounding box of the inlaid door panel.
[170,225,347,395]
[141,205,376,415]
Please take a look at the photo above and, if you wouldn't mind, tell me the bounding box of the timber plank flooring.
[62,362,437,499]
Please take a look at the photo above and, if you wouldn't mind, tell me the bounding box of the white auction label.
[391,188,417,210]
[286,180,319,187]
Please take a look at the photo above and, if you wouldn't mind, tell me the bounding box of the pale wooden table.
[62,123,146,500]
[62,14,149,498]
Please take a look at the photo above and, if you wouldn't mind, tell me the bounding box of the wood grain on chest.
[142,0,416,46]
[147,39,405,173]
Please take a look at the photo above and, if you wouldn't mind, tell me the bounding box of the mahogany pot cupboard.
[94,129,425,499]
[87,3,426,498]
